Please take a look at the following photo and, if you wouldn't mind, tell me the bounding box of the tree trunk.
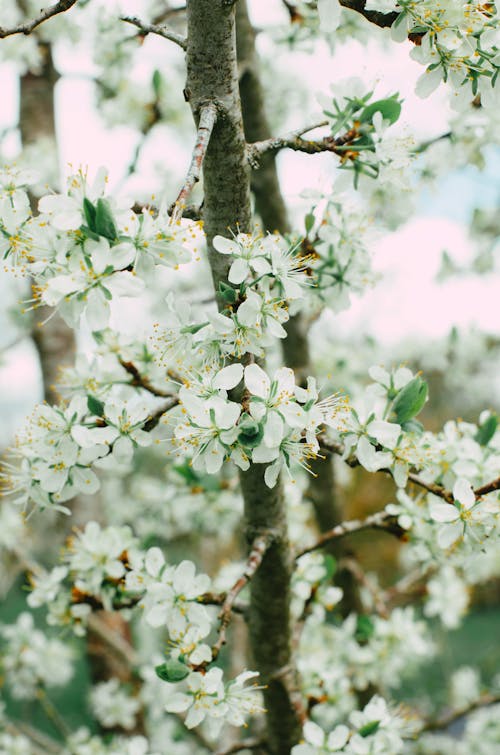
[186,3,302,751]
[19,42,76,405]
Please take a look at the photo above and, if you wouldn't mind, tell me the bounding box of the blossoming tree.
[1,1,500,754]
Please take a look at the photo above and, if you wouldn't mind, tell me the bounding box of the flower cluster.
[173,363,346,487]
[301,197,377,313]
[0,167,192,328]
[0,395,155,513]
[27,522,142,633]
[0,612,73,700]
[292,695,408,754]
[318,81,407,186]
[376,0,500,104]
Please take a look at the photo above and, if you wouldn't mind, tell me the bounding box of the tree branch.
[339,0,399,29]
[120,15,187,50]
[142,396,180,431]
[171,101,218,221]
[119,358,177,398]
[248,123,348,166]
[319,435,454,504]
[211,532,274,660]
[474,476,500,498]
[421,693,500,732]
[215,739,266,755]
[0,0,79,38]
[295,511,407,559]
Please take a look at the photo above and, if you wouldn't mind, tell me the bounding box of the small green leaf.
[304,212,315,235]
[95,198,118,241]
[323,554,336,580]
[401,419,424,435]
[358,720,380,738]
[238,415,264,449]
[218,281,238,303]
[87,395,105,417]
[83,198,97,231]
[475,414,498,446]
[355,614,374,643]
[79,225,101,242]
[392,376,428,424]
[152,69,162,98]
[360,97,402,126]
[155,659,190,683]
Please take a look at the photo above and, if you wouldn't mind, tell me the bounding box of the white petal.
[429,500,459,523]
[228,257,249,284]
[212,235,237,255]
[264,412,284,447]
[453,478,475,509]
[317,0,341,32]
[164,693,191,714]
[213,363,243,390]
[437,521,463,549]
[368,420,400,449]
[245,364,270,398]
[303,721,325,747]
[415,67,443,98]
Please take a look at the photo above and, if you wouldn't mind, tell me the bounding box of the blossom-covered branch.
[171,101,218,220]
[421,693,500,732]
[120,15,188,50]
[0,0,79,38]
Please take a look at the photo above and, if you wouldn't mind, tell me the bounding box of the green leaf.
[304,212,315,235]
[355,614,374,643]
[83,198,97,231]
[152,69,162,98]
[475,414,498,446]
[87,395,105,417]
[155,659,190,683]
[360,97,402,126]
[218,281,238,303]
[95,198,118,241]
[323,554,336,580]
[79,224,101,242]
[358,720,380,738]
[392,377,428,424]
[238,415,264,449]
[401,419,424,435]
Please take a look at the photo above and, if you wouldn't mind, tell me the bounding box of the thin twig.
[215,739,266,755]
[319,436,454,504]
[0,0,79,38]
[36,688,70,738]
[210,532,274,661]
[171,102,218,222]
[475,476,500,497]
[143,396,180,431]
[407,473,454,504]
[338,556,389,617]
[119,357,176,398]
[339,0,399,28]
[295,511,406,559]
[121,15,187,49]
[420,693,500,732]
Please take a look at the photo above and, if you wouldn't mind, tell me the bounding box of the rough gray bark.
[186,2,302,752]
[19,42,76,405]
[235,1,358,614]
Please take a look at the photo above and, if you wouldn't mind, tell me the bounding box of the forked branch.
[121,15,187,49]
[171,102,218,221]
[211,531,274,660]
[0,0,79,38]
